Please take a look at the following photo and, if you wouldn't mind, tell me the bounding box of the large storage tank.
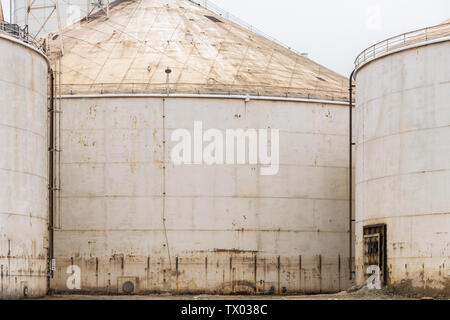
[48,0,353,294]
[0,26,49,298]
[354,21,450,294]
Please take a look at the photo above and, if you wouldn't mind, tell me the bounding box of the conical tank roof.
[48,0,348,100]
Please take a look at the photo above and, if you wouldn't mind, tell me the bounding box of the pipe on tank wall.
[349,70,355,280]
[48,69,55,292]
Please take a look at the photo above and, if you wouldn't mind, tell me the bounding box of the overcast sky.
[211,0,450,76]
[2,0,449,75]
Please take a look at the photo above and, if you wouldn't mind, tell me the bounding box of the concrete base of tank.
[0,260,48,299]
[50,253,353,295]
[382,279,450,299]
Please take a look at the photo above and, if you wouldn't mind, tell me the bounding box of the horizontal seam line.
[59,162,349,169]
[356,168,450,184]
[0,167,48,180]
[58,195,349,201]
[0,123,46,138]
[356,212,450,222]
[355,124,450,146]
[54,229,350,233]
[0,212,48,221]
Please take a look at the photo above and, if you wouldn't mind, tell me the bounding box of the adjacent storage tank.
[48,0,353,294]
[0,28,49,298]
[354,21,450,294]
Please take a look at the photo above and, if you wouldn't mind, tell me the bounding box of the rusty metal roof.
[48,0,348,100]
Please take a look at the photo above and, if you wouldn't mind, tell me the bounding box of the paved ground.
[37,292,415,300]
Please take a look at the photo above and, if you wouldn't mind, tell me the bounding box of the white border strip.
[60,93,352,106]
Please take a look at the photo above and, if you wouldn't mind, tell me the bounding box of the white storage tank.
[354,21,450,294]
[0,26,49,298]
[48,0,353,294]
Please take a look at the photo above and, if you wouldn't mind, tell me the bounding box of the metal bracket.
[26,0,64,54]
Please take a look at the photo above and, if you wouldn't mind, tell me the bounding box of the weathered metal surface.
[42,0,354,295]
[44,0,348,101]
[354,38,450,294]
[50,96,353,294]
[0,34,49,299]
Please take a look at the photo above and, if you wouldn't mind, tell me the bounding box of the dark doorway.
[363,224,387,285]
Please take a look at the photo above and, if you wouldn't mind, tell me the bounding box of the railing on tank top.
[0,21,43,50]
[57,82,350,103]
[355,21,450,70]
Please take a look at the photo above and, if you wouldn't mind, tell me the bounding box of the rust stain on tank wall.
[213,249,259,254]
[88,105,97,120]
[78,135,93,147]
[50,252,352,295]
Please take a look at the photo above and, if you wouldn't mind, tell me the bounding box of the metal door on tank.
[363,224,387,285]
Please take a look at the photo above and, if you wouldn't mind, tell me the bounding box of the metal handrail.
[0,21,44,52]
[190,0,302,56]
[57,82,350,102]
[354,22,450,70]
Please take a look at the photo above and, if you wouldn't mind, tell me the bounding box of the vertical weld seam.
[161,98,171,268]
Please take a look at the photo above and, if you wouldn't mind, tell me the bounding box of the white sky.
[2,0,449,75]
[211,0,450,76]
